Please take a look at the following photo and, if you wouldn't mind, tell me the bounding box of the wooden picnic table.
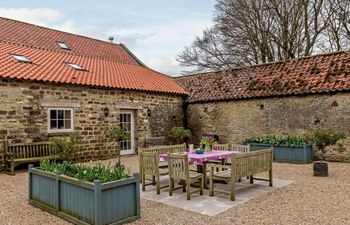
[159,150,241,189]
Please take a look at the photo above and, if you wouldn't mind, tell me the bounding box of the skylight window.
[66,62,85,71]
[11,54,31,63]
[57,41,70,50]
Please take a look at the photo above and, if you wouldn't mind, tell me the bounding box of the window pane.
[50,120,57,129]
[57,110,64,119]
[64,119,71,129]
[65,110,71,119]
[58,120,64,129]
[50,110,57,119]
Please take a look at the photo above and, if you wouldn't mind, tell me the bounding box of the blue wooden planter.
[249,143,314,164]
[28,165,140,225]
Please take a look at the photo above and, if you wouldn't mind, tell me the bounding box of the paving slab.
[141,176,293,216]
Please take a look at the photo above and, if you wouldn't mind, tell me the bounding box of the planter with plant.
[244,135,313,164]
[107,126,128,164]
[169,126,191,144]
[28,160,140,225]
[52,132,82,162]
[307,128,346,177]
[200,136,217,151]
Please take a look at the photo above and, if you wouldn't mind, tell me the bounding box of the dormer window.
[11,54,31,63]
[57,41,70,50]
[66,62,85,71]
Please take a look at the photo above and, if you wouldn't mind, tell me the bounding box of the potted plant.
[107,126,128,164]
[200,136,217,151]
[307,128,346,177]
[52,132,82,162]
[29,161,140,225]
[169,126,191,144]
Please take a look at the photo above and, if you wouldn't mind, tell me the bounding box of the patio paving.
[141,176,292,216]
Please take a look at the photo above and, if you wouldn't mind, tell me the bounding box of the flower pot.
[313,162,328,177]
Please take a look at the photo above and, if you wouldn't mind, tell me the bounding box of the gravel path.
[1,157,349,225]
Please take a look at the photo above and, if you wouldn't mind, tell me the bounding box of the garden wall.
[187,93,350,162]
[0,78,184,169]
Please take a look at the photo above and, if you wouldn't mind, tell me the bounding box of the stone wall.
[0,78,184,169]
[187,93,350,162]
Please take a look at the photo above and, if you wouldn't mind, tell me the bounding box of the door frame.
[119,110,136,155]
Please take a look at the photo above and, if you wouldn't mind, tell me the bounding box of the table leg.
[196,162,208,189]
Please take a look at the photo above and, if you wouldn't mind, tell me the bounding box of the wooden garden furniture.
[209,148,273,201]
[5,142,60,175]
[167,153,204,200]
[212,143,229,151]
[225,144,250,165]
[138,143,186,182]
[140,151,169,194]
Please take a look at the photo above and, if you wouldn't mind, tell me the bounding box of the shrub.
[39,160,129,183]
[52,132,82,161]
[243,135,307,147]
[169,127,191,144]
[306,128,346,163]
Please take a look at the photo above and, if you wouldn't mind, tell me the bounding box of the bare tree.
[178,0,350,74]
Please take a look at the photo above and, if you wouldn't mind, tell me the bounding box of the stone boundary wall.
[0,78,184,170]
[187,93,350,162]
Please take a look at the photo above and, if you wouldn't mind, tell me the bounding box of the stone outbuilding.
[175,52,350,162]
[0,17,187,168]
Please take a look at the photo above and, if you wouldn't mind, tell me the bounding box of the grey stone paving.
[141,176,293,216]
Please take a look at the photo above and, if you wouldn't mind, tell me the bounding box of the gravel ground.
[1,157,349,225]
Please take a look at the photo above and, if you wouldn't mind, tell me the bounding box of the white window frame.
[47,108,74,133]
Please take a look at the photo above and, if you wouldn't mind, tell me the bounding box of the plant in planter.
[169,126,191,144]
[29,161,140,225]
[307,128,346,176]
[107,126,128,164]
[52,132,82,162]
[201,136,217,151]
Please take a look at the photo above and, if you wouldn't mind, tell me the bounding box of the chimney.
[108,36,114,43]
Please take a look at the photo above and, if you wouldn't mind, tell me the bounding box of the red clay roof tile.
[175,52,350,102]
[0,17,187,95]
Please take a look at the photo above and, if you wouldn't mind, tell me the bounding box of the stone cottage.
[0,17,187,168]
[175,52,350,162]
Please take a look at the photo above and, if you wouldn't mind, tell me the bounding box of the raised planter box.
[28,165,140,225]
[249,143,314,164]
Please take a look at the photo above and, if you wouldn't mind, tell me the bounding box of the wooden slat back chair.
[140,151,168,194]
[209,148,273,201]
[138,143,186,183]
[5,142,59,175]
[212,143,229,151]
[231,144,250,153]
[168,153,204,200]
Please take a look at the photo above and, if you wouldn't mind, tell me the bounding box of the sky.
[0,0,216,76]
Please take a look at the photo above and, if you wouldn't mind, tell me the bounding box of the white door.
[119,110,135,155]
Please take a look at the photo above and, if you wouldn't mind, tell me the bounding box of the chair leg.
[200,176,204,195]
[269,170,273,187]
[10,160,15,175]
[169,178,173,196]
[156,176,160,194]
[186,179,191,200]
[182,180,186,192]
[250,175,253,184]
[141,173,146,192]
[209,167,214,197]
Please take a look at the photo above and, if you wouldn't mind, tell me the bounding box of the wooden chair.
[212,143,229,151]
[138,143,186,183]
[140,151,168,194]
[168,153,204,200]
[209,148,273,201]
[226,144,250,165]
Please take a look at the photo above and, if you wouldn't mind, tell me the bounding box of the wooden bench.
[5,142,60,175]
[209,148,273,201]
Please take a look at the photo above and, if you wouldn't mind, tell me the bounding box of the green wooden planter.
[249,143,314,164]
[28,165,140,225]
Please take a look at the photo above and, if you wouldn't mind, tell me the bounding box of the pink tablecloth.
[159,151,241,165]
